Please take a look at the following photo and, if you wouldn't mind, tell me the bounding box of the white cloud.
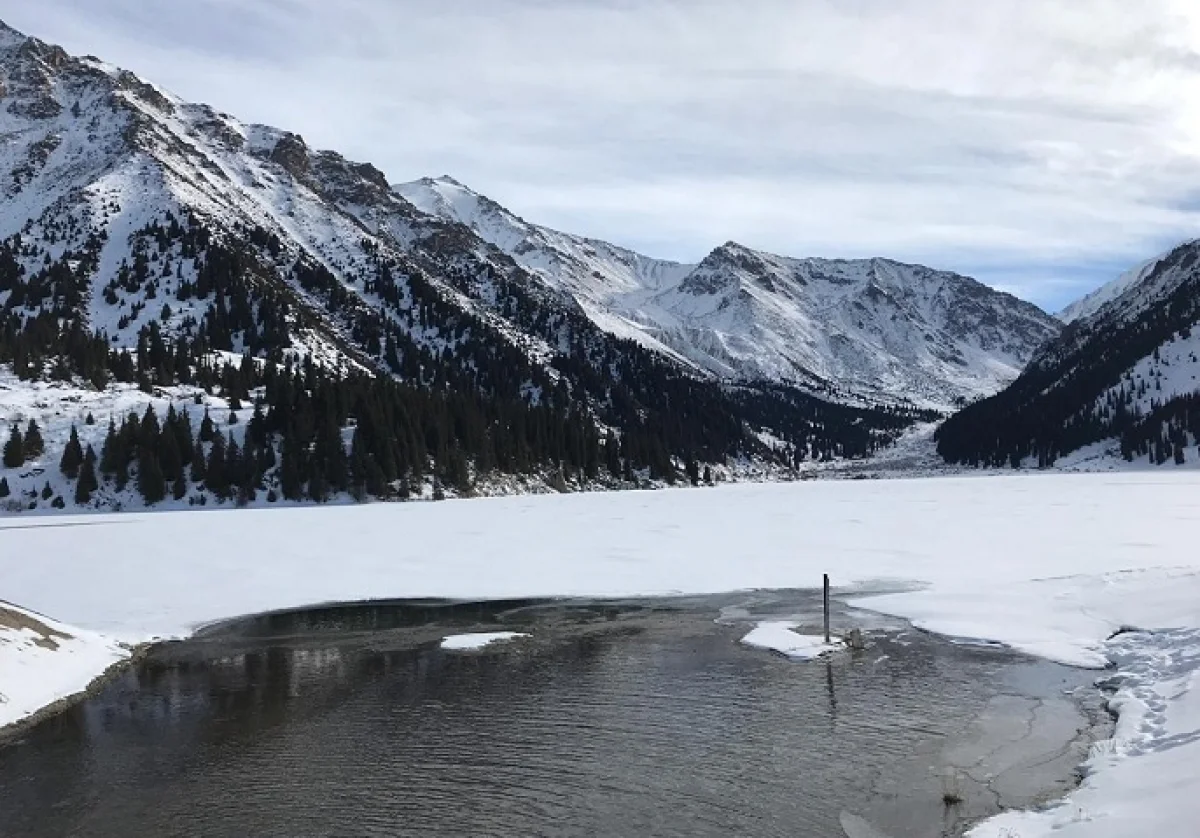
[4,0,1200,309]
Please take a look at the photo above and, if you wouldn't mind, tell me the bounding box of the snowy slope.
[397,177,1060,409]
[0,16,1058,425]
[1057,250,1173,324]
[395,176,699,364]
[0,23,578,381]
[654,244,1058,408]
[0,16,1067,509]
[0,19,936,481]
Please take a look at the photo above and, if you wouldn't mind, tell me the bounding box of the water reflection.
[0,596,1102,838]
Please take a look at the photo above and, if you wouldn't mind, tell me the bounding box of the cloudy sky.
[5,1,1200,310]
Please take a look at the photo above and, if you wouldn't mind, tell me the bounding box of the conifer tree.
[159,428,182,482]
[172,470,188,501]
[2,425,23,468]
[248,403,267,447]
[100,419,120,477]
[191,440,208,484]
[75,451,98,505]
[199,409,214,442]
[307,470,328,503]
[140,405,161,449]
[137,444,166,504]
[207,433,227,497]
[279,435,303,501]
[23,420,45,459]
[0,476,9,498]
[60,426,84,479]
[224,434,243,489]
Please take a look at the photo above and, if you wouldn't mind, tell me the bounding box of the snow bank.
[0,602,128,730]
[440,632,529,651]
[968,628,1200,838]
[740,621,842,659]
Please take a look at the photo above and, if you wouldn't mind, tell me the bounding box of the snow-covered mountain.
[938,238,1200,468]
[397,176,1060,409]
[1,18,951,513]
[1056,249,1175,324]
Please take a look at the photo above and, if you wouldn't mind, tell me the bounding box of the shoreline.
[0,641,150,745]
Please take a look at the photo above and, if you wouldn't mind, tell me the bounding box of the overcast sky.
[5,1,1200,310]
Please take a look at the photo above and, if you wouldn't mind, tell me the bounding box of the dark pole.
[823,573,831,643]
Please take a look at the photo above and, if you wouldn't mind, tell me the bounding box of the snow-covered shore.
[2,473,1199,835]
[0,601,128,732]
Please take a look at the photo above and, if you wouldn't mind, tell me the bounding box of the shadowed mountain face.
[937,237,1200,467]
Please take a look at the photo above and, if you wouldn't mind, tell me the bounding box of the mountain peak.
[696,240,767,273]
[0,18,25,41]
[0,13,1057,416]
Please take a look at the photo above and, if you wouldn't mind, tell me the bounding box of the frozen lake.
[0,593,1108,838]
[3,472,1199,836]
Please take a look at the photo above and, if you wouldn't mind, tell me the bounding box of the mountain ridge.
[937,237,1200,468]
[393,176,1061,410]
[0,17,944,513]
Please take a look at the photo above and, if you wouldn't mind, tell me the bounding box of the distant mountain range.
[0,16,1142,512]
[396,176,1060,410]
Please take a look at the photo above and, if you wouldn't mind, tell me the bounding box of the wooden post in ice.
[823,573,831,644]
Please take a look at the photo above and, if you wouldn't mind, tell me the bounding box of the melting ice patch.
[440,632,529,652]
[740,621,843,659]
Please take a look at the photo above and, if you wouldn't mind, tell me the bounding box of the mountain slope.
[0,18,936,513]
[937,238,1200,468]
[396,176,1061,410]
[1057,250,1174,324]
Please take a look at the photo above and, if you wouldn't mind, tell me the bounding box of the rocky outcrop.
[270,132,312,182]
[116,70,175,114]
[8,94,61,119]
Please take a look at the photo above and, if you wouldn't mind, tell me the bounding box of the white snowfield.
[740,621,843,659]
[0,601,127,730]
[440,632,529,651]
[2,473,1200,836]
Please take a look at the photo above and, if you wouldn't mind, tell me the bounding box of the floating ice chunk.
[440,631,529,651]
[740,621,843,659]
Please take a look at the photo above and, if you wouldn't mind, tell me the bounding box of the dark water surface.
[0,593,1109,838]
